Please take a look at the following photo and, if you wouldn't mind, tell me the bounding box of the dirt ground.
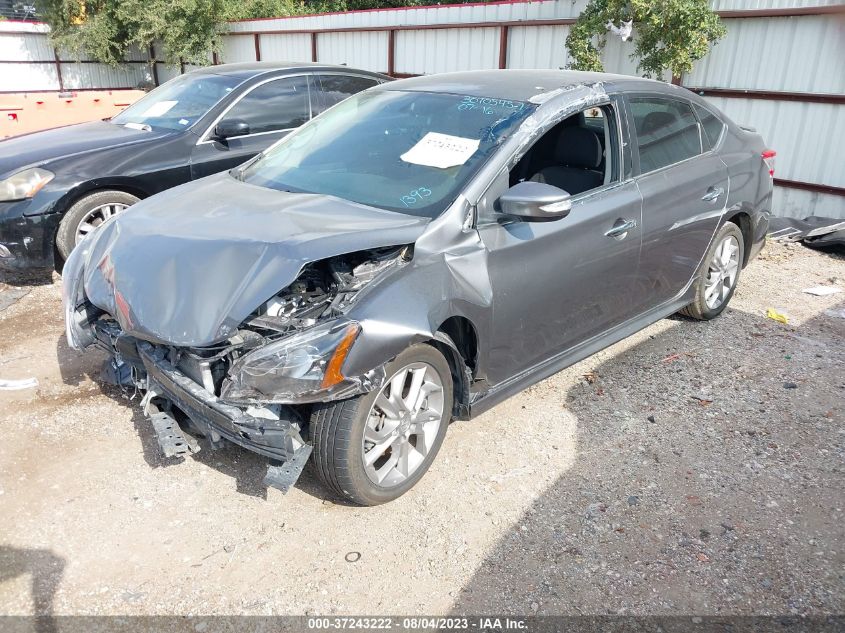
[0,240,843,620]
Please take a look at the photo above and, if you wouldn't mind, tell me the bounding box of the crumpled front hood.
[80,173,430,346]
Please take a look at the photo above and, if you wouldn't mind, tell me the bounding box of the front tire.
[310,343,453,506]
[680,222,744,320]
[56,190,139,259]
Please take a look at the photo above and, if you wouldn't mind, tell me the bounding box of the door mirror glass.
[498,181,572,221]
[214,119,250,141]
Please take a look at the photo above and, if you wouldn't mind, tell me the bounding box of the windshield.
[112,73,242,131]
[240,90,536,218]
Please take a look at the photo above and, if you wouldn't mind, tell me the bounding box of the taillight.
[762,149,776,177]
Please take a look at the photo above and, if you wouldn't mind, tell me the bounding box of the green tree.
[37,0,225,65]
[35,0,503,65]
[566,0,726,79]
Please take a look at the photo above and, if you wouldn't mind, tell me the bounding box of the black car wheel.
[310,343,453,506]
[681,222,745,320]
[56,190,140,259]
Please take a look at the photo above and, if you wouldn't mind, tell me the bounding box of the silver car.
[63,70,774,505]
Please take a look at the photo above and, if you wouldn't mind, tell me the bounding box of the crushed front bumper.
[137,341,312,491]
[0,200,59,271]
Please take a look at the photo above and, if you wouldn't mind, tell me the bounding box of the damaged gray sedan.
[63,70,773,505]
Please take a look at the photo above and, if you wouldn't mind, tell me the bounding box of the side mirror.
[213,119,250,141]
[498,181,572,221]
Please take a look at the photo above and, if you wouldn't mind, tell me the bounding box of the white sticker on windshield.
[178,118,189,125]
[141,100,177,117]
[400,132,480,169]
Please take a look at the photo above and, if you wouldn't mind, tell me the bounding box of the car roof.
[379,69,679,102]
[191,61,387,81]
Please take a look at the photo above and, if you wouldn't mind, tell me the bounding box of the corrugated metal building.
[1,0,843,217]
[222,0,845,219]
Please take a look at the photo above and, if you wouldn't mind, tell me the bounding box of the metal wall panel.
[260,33,312,62]
[704,96,845,187]
[221,34,256,63]
[507,25,570,69]
[395,27,499,75]
[773,186,843,219]
[317,31,388,71]
[60,62,148,89]
[710,0,842,10]
[156,64,183,84]
[56,42,149,63]
[228,0,585,33]
[0,62,59,90]
[686,15,845,93]
[0,33,53,61]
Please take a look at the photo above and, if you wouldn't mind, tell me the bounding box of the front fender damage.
[72,244,428,493]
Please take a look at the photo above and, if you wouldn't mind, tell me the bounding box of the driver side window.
[219,76,311,137]
[508,104,619,195]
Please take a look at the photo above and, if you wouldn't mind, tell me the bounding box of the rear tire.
[56,190,139,259]
[310,343,453,506]
[680,222,744,320]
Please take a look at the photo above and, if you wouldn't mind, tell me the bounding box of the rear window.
[693,103,726,150]
[630,97,703,173]
[314,74,380,115]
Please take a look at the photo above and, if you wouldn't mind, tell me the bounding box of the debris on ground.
[768,215,845,249]
[0,377,38,390]
[802,286,841,296]
[766,307,789,324]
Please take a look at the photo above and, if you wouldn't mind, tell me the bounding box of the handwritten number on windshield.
[400,187,432,207]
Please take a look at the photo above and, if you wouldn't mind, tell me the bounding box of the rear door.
[190,74,313,179]
[626,95,729,310]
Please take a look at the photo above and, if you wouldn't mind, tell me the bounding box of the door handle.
[701,187,724,203]
[605,218,638,238]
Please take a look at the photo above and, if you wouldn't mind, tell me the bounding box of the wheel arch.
[724,209,752,268]
[51,180,151,265]
[56,179,151,217]
[430,315,479,421]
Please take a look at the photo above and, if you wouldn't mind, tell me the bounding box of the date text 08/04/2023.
[306,616,529,630]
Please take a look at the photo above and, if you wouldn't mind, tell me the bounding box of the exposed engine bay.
[74,245,410,491]
[248,245,409,340]
[91,245,409,398]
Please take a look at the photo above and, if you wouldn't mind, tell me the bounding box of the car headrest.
[640,111,676,135]
[554,127,602,170]
[562,111,586,128]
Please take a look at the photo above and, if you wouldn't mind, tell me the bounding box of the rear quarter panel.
[716,119,773,262]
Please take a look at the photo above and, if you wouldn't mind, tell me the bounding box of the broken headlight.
[221,321,363,404]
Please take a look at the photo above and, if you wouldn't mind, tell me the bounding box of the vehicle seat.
[530,127,603,195]
[639,111,676,135]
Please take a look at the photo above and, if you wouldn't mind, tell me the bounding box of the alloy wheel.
[75,202,129,245]
[704,234,740,310]
[362,362,445,487]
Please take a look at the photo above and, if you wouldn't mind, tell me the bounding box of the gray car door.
[476,102,644,384]
[627,95,730,309]
[190,75,313,180]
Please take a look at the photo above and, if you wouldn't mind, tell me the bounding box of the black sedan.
[0,62,387,271]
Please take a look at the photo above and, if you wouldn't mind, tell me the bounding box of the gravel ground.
[0,240,843,619]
